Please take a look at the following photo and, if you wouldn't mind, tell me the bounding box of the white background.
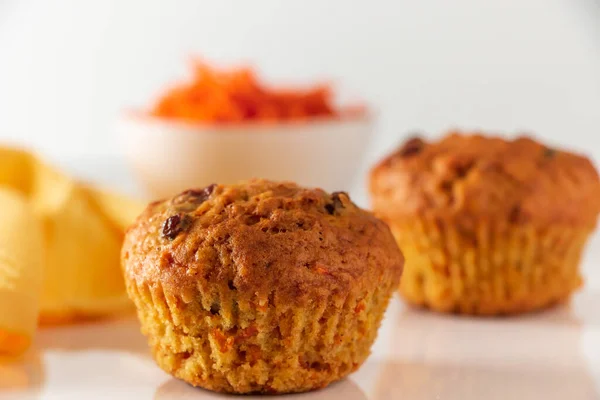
[0,0,599,171]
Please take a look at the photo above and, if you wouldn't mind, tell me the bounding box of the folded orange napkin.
[0,147,145,356]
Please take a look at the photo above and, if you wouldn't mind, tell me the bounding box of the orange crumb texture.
[151,60,362,123]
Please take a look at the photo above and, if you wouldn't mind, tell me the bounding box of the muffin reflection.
[374,304,598,399]
[155,378,367,400]
[375,361,597,400]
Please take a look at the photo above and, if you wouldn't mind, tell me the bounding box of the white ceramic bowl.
[118,114,373,199]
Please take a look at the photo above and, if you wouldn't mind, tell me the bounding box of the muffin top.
[122,179,403,306]
[370,132,600,226]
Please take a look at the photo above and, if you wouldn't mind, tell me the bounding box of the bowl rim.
[118,109,375,134]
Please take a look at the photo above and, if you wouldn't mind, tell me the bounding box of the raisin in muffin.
[369,132,600,315]
[122,179,403,394]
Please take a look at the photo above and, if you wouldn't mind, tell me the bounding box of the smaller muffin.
[369,132,600,315]
[122,179,403,394]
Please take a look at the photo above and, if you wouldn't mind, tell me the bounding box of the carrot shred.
[354,301,366,314]
[151,60,358,124]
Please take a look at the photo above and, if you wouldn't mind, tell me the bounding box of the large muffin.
[122,179,403,394]
[369,132,600,315]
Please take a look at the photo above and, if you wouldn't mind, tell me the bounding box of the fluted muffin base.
[388,217,591,315]
[127,279,394,394]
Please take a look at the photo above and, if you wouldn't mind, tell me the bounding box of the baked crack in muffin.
[122,179,403,393]
[370,132,600,315]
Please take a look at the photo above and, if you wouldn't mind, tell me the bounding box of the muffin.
[369,132,600,315]
[122,179,403,394]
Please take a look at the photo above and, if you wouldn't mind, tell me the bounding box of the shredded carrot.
[354,301,366,314]
[235,325,259,344]
[151,60,355,124]
[244,345,262,363]
[211,328,234,353]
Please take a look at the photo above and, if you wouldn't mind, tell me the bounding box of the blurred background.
[1,0,599,204]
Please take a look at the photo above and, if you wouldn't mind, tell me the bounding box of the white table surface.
[1,157,599,399]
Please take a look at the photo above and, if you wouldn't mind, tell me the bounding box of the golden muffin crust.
[123,179,402,307]
[370,132,600,227]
